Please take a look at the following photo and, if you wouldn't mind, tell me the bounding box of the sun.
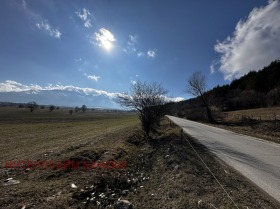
[102,40,113,51]
[94,28,116,52]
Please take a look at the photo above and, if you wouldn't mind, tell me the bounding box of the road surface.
[167,115,280,202]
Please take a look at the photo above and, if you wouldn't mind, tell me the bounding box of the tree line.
[18,102,88,113]
[169,60,280,122]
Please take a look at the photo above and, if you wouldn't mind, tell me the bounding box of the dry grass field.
[0,107,138,163]
[224,107,280,121]
[0,107,279,208]
[215,107,280,143]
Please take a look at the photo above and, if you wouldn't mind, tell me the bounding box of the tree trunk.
[205,105,215,124]
[201,95,215,124]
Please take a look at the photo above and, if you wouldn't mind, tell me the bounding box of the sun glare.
[95,28,115,52]
[102,40,113,51]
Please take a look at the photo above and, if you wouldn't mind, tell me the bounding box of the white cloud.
[161,95,185,103]
[124,34,138,55]
[137,52,144,57]
[87,75,100,82]
[84,20,91,28]
[131,80,137,85]
[0,80,184,103]
[210,65,215,74]
[124,35,145,58]
[123,35,157,59]
[93,28,116,51]
[36,20,61,39]
[0,80,119,99]
[147,49,156,58]
[213,0,280,80]
[129,35,137,43]
[169,97,185,102]
[127,35,137,49]
[75,8,92,28]
[0,80,42,92]
[210,60,219,74]
[21,0,61,39]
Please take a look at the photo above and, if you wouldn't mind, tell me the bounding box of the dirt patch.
[69,150,102,163]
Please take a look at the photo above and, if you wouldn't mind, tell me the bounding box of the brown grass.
[224,106,280,121]
[124,119,280,208]
[215,107,280,143]
[0,108,279,208]
[0,107,139,209]
[0,107,138,162]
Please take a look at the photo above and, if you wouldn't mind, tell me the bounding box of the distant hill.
[168,60,280,119]
[0,89,120,109]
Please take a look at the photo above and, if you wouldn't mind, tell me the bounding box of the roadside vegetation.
[116,81,168,137]
[186,71,215,124]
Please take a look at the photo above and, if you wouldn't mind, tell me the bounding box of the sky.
[0,0,280,108]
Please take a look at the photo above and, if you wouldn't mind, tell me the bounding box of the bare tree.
[186,72,215,123]
[27,101,38,112]
[49,105,55,112]
[18,104,24,108]
[116,81,168,137]
[75,106,79,112]
[81,105,87,113]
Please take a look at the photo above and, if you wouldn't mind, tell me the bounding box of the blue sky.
[1,0,280,108]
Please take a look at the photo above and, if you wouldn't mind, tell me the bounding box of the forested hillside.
[169,60,280,120]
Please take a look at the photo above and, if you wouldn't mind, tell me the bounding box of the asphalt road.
[167,115,280,202]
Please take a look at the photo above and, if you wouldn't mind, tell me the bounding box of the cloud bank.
[0,80,118,98]
[213,0,280,80]
[0,80,184,105]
